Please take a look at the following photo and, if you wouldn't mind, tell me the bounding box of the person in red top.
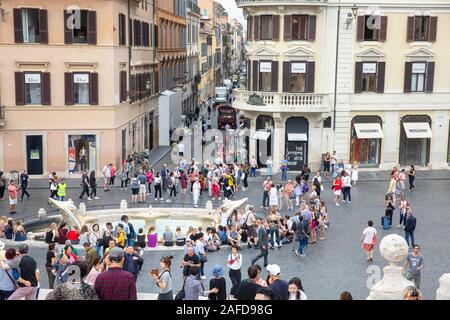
[67,225,80,244]
[95,247,137,300]
[145,169,154,195]
[109,164,116,186]
[8,180,19,214]
[332,175,343,206]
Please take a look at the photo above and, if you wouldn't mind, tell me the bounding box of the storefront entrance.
[68,135,97,174]
[26,135,43,175]
[399,115,432,166]
[350,116,383,167]
[285,117,309,171]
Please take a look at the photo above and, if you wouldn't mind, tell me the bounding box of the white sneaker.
[200,276,207,280]
[167,199,171,203]
[160,198,164,201]
[194,204,198,208]
[397,224,401,228]
[348,201,351,203]
[336,203,339,206]
[218,197,221,200]
[294,250,299,256]
[94,196,100,200]
[87,197,92,201]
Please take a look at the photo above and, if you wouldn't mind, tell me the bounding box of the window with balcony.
[407,16,437,42]
[282,61,314,93]
[259,61,272,91]
[13,8,48,44]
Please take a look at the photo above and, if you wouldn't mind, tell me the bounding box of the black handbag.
[175,277,188,300]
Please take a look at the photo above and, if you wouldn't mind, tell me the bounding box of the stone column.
[367,234,415,300]
[249,117,257,165]
[272,114,284,174]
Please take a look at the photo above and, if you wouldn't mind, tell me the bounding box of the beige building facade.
[235,0,450,171]
[0,0,159,177]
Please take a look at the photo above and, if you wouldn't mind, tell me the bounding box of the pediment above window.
[355,48,385,61]
[282,47,315,61]
[405,48,435,61]
[249,47,279,60]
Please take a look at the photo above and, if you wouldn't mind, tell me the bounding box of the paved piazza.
[2,167,449,300]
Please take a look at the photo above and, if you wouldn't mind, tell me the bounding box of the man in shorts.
[137,170,148,203]
[8,180,19,214]
[245,205,258,248]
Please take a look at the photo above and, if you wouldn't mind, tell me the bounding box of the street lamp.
[346,4,359,30]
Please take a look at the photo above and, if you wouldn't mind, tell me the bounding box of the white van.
[215,86,228,104]
[223,79,233,90]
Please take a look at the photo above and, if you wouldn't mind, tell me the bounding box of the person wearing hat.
[7,244,40,300]
[208,265,226,300]
[267,264,288,300]
[94,247,137,300]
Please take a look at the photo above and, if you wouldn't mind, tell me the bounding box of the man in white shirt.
[178,142,185,157]
[342,171,352,204]
[102,163,111,191]
[250,156,258,177]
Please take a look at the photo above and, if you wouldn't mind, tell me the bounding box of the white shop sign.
[74,74,90,83]
[291,62,306,74]
[363,63,377,74]
[259,62,272,73]
[412,63,426,74]
[25,74,41,84]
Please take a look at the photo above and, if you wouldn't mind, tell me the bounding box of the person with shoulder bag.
[152,256,174,300]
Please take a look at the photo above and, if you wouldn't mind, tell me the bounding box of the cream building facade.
[0,0,158,177]
[235,0,450,171]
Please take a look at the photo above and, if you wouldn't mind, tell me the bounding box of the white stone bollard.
[120,200,128,213]
[367,234,415,300]
[436,274,450,300]
[79,203,87,216]
[206,201,213,213]
[38,208,47,220]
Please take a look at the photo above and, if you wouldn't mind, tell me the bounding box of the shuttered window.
[119,13,126,45]
[282,61,315,93]
[404,62,435,93]
[13,8,48,44]
[64,10,97,45]
[356,16,388,42]
[407,16,438,42]
[120,71,127,102]
[65,72,98,105]
[354,62,386,93]
[284,15,316,41]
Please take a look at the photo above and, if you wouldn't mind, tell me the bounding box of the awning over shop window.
[251,130,271,140]
[287,133,308,141]
[354,123,384,139]
[403,122,433,138]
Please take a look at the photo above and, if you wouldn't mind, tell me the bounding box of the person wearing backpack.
[130,174,140,203]
[151,256,174,300]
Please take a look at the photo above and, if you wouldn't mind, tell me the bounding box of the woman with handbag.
[227,245,242,300]
[89,224,104,257]
[151,256,174,300]
[360,220,377,263]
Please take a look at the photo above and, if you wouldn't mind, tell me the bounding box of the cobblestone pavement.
[3,174,450,300]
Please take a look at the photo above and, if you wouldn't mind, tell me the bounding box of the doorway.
[285,117,309,171]
[26,135,43,175]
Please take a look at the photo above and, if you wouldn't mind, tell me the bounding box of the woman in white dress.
[351,163,359,186]
[268,185,279,209]
[192,178,201,208]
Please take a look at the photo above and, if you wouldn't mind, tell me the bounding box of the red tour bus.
[217,104,237,129]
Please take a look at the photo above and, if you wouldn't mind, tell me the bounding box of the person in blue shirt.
[280,157,289,182]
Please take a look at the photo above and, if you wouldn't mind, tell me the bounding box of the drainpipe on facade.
[128,0,132,97]
[333,4,341,131]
